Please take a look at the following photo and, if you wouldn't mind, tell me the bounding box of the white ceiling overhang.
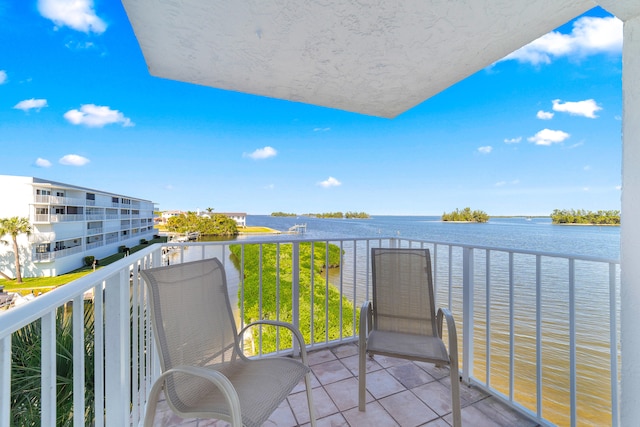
[121,0,598,118]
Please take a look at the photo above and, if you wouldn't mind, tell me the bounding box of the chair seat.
[171,357,310,427]
[367,330,450,364]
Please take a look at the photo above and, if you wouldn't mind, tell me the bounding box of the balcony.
[0,237,620,426]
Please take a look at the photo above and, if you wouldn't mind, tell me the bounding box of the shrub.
[83,255,95,266]
[140,238,148,245]
[118,245,129,253]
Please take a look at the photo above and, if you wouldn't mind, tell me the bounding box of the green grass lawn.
[240,226,279,233]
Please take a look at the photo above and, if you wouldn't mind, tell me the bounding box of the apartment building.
[0,175,156,277]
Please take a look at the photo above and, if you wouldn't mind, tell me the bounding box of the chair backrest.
[371,248,438,337]
[141,258,240,405]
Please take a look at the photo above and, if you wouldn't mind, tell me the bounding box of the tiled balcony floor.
[149,343,539,427]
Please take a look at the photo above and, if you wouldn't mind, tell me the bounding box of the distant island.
[271,211,370,219]
[271,212,297,217]
[441,207,489,223]
[550,209,620,225]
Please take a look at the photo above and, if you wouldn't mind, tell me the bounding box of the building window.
[36,243,50,253]
[36,189,51,196]
[86,193,95,200]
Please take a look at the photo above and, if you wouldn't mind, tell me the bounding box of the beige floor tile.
[421,418,452,427]
[340,353,384,376]
[342,401,401,427]
[308,349,337,365]
[363,369,406,400]
[324,377,374,412]
[289,385,339,424]
[312,359,354,385]
[314,412,350,427]
[414,361,451,380]
[264,399,298,427]
[388,362,437,389]
[379,390,440,427]
[412,380,456,416]
[291,371,322,394]
[369,354,411,369]
[457,396,539,427]
[331,343,359,359]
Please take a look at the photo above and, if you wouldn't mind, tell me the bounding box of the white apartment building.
[0,175,157,277]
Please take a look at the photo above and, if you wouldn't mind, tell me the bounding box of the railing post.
[292,242,300,354]
[0,336,10,427]
[104,269,130,426]
[462,247,474,383]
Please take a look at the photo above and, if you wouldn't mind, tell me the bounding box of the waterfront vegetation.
[441,207,489,223]
[550,209,620,225]
[229,242,356,353]
[271,211,297,217]
[306,211,370,219]
[165,212,238,236]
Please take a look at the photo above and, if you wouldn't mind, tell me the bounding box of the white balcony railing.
[0,238,620,427]
[32,245,84,262]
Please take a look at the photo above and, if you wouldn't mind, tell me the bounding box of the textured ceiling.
[122,0,597,118]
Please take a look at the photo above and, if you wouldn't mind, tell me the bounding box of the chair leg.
[358,348,366,411]
[450,363,462,427]
[304,372,317,427]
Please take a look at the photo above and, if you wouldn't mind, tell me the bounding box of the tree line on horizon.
[271,211,370,219]
[441,207,489,223]
[550,209,620,225]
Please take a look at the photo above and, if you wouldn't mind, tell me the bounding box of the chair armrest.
[144,365,241,427]
[237,320,310,365]
[359,301,372,342]
[437,307,459,369]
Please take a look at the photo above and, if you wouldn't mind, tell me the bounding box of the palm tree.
[0,216,32,283]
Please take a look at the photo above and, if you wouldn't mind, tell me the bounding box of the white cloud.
[38,0,106,34]
[478,146,493,154]
[35,158,52,168]
[64,104,133,127]
[584,165,591,171]
[243,146,277,160]
[495,179,519,187]
[313,127,331,132]
[528,129,570,146]
[14,98,48,112]
[0,70,7,84]
[164,184,174,190]
[318,177,341,188]
[59,154,90,166]
[264,184,275,190]
[537,110,554,120]
[552,99,602,118]
[504,137,521,144]
[616,185,622,191]
[502,16,622,65]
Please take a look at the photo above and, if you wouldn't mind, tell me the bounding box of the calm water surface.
[243,215,619,259]
[195,215,620,426]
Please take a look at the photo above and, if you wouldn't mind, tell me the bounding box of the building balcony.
[32,245,84,262]
[0,237,620,426]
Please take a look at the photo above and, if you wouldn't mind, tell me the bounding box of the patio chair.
[358,248,461,427]
[141,258,316,427]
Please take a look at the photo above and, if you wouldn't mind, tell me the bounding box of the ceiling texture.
[122,0,618,118]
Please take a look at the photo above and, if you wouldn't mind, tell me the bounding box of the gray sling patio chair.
[359,248,461,427]
[141,258,316,427]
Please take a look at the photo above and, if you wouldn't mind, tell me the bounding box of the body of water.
[243,215,620,260]
[191,215,619,426]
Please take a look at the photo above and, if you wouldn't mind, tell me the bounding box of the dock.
[288,223,307,234]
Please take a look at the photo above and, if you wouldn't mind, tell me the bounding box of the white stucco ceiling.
[121,0,599,118]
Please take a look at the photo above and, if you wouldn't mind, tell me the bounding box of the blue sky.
[1,1,623,216]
